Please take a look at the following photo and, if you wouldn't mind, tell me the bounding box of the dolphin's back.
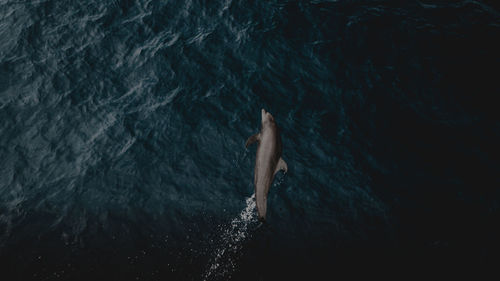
[254,126,281,220]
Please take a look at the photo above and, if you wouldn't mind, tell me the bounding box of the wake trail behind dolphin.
[203,193,259,280]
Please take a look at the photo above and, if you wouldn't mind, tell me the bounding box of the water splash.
[203,194,258,280]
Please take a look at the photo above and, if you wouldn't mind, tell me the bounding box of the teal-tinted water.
[1,1,499,280]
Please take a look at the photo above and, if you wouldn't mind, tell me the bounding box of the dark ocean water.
[1,0,499,280]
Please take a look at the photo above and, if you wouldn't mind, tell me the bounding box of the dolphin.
[246,109,287,221]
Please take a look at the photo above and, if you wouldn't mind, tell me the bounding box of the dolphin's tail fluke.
[255,194,267,222]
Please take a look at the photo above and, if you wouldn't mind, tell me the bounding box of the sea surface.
[1,0,499,280]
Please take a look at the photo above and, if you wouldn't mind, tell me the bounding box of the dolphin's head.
[261,108,275,126]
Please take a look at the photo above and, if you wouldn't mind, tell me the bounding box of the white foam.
[203,194,258,280]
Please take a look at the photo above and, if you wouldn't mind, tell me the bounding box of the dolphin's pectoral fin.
[245,133,260,148]
[275,158,288,175]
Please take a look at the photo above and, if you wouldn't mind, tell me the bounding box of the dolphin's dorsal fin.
[274,158,288,175]
[245,133,260,148]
